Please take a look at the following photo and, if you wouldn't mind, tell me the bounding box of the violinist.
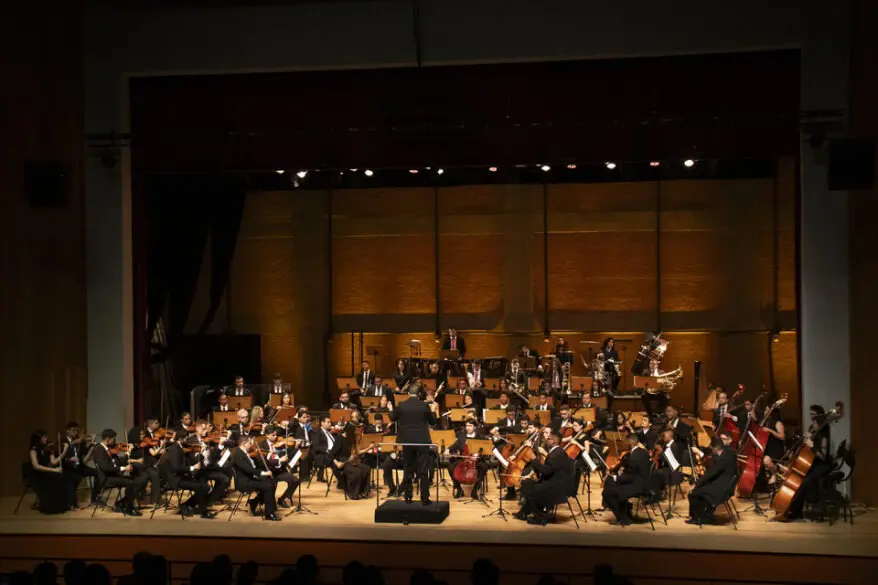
[293,409,314,478]
[649,427,685,502]
[227,409,256,445]
[132,419,165,507]
[664,405,692,443]
[173,412,195,440]
[635,416,658,450]
[610,411,635,435]
[60,421,99,504]
[28,430,72,514]
[232,435,280,521]
[514,430,572,524]
[259,425,300,508]
[312,416,344,486]
[601,433,650,526]
[191,421,232,503]
[785,404,832,520]
[92,429,148,516]
[687,437,736,525]
[164,433,216,519]
[393,359,411,390]
[449,420,487,499]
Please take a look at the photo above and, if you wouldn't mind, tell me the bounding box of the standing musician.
[601,337,621,391]
[259,425,300,508]
[758,406,786,486]
[554,337,571,364]
[514,430,572,524]
[60,422,99,504]
[467,360,487,390]
[92,429,149,516]
[712,390,739,429]
[229,376,252,397]
[687,437,736,524]
[393,359,411,390]
[390,383,438,504]
[441,327,467,357]
[448,420,488,499]
[785,404,832,520]
[358,360,376,392]
[165,434,216,519]
[601,433,650,526]
[231,435,280,521]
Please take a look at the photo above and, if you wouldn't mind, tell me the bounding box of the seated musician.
[371,394,393,414]
[636,416,658,450]
[269,373,286,395]
[454,377,471,396]
[534,392,555,417]
[664,405,692,443]
[498,408,521,433]
[173,412,194,439]
[561,418,596,492]
[231,435,280,521]
[258,425,300,508]
[515,430,572,524]
[229,375,252,397]
[164,433,216,519]
[332,392,358,411]
[601,433,650,526]
[92,429,149,516]
[553,405,574,434]
[369,376,395,405]
[213,393,233,414]
[610,411,635,435]
[519,344,539,360]
[448,420,488,499]
[649,427,685,502]
[28,430,75,514]
[227,409,258,446]
[687,437,736,524]
[506,359,527,394]
[462,393,481,421]
[60,422,99,504]
[467,360,486,390]
[494,392,512,410]
[278,392,295,409]
[191,420,232,502]
[130,420,165,508]
[312,416,345,485]
[340,426,374,500]
[393,359,411,390]
[785,404,832,520]
[375,415,403,497]
[427,362,448,393]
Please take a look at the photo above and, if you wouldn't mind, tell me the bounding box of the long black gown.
[29,447,69,514]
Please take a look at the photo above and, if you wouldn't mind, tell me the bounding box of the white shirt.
[323,429,335,450]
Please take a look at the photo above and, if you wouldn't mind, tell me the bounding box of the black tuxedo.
[689,445,737,521]
[498,418,521,434]
[232,448,277,515]
[368,384,395,405]
[441,335,466,357]
[61,436,99,500]
[506,369,527,388]
[669,418,693,443]
[390,397,438,499]
[534,403,556,419]
[93,444,148,508]
[636,427,658,450]
[520,446,573,514]
[602,447,650,521]
[228,386,252,397]
[358,370,376,390]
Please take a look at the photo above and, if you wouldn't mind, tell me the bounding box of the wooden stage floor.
[1,477,874,559]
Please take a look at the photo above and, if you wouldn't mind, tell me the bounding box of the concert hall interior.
[2,1,878,584]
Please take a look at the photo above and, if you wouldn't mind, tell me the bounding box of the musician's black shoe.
[386,487,398,497]
[248,499,259,516]
[513,511,528,521]
[264,513,281,521]
[527,514,550,526]
[453,487,463,499]
[200,510,217,519]
[502,488,517,501]
[685,518,701,526]
[421,497,432,506]
[277,498,290,509]
[124,506,142,517]
[113,502,125,514]
[617,516,633,527]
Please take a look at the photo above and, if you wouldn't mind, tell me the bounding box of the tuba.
[654,365,683,393]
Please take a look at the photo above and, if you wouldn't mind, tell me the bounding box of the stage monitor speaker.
[828,137,875,191]
[374,500,450,525]
[24,160,69,208]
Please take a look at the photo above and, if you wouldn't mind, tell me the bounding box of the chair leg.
[14,488,29,515]
[643,499,656,531]
[725,501,738,530]
[325,470,334,497]
[566,500,580,529]
[228,492,246,522]
[573,496,586,521]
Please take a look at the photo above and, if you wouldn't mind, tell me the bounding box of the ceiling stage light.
[364,169,374,177]
[684,159,696,168]
[605,162,617,170]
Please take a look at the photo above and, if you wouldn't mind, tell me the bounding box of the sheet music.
[218,449,231,467]
[581,449,597,471]
[290,449,302,467]
[664,447,680,471]
[493,448,509,468]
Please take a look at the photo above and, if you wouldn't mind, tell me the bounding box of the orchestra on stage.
[24,330,845,528]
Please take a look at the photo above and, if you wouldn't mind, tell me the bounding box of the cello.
[501,430,541,488]
[772,402,844,518]
[736,393,786,498]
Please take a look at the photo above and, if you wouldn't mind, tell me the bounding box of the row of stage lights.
[274,159,698,178]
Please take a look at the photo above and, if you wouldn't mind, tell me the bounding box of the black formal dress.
[689,446,737,521]
[787,427,832,518]
[519,446,573,516]
[28,448,69,514]
[602,447,650,522]
[390,397,437,500]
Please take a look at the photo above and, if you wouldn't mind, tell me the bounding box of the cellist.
[784,404,832,520]
[686,437,736,525]
[448,420,487,499]
[601,432,650,526]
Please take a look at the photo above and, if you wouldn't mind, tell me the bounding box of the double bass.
[717,384,746,448]
[736,393,787,498]
[772,402,844,518]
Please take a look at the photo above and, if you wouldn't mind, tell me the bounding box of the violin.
[108,443,131,455]
[140,428,171,448]
[608,449,630,475]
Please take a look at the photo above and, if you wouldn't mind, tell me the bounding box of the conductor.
[390,382,438,505]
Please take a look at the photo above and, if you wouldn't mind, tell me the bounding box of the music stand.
[431,430,456,490]
[359,396,380,409]
[574,407,597,423]
[525,409,552,427]
[336,377,358,391]
[274,407,297,424]
[228,396,253,412]
[329,409,350,424]
[286,448,316,517]
[482,410,506,425]
[444,394,465,409]
[212,412,236,429]
[439,349,460,361]
[486,472,513,521]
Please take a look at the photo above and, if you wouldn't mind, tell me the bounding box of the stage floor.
[1,477,874,559]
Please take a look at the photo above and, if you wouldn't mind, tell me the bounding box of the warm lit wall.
[0,5,87,495]
[191,169,799,418]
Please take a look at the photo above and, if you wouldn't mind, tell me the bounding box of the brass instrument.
[561,362,570,393]
[655,365,683,392]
